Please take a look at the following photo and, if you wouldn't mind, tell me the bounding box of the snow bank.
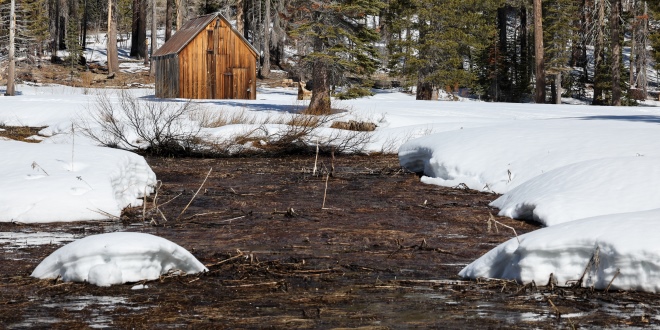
[0,140,156,222]
[399,118,660,194]
[491,157,660,226]
[459,209,660,292]
[31,232,208,286]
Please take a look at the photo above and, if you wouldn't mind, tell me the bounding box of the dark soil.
[1,154,658,329]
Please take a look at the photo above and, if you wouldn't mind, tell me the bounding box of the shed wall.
[176,18,257,100]
[154,55,179,98]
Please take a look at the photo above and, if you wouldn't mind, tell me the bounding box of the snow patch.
[31,232,208,286]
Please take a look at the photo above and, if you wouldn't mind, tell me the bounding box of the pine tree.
[24,0,50,56]
[286,0,384,114]
[65,3,83,69]
[543,0,579,103]
[387,0,502,100]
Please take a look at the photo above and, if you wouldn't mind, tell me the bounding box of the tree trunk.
[81,0,88,51]
[150,0,157,75]
[554,72,562,104]
[520,5,529,95]
[236,0,244,35]
[533,0,545,103]
[165,0,173,41]
[307,29,331,115]
[176,0,185,31]
[640,1,649,96]
[58,0,68,50]
[494,6,508,101]
[6,0,16,96]
[260,0,271,78]
[107,0,119,74]
[130,0,147,59]
[50,0,59,58]
[629,0,636,89]
[416,81,437,100]
[582,0,590,84]
[592,0,606,105]
[611,0,622,105]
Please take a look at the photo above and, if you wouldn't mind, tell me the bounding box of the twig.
[321,173,330,209]
[224,281,280,288]
[76,176,93,190]
[176,168,212,221]
[205,250,245,268]
[31,161,49,176]
[487,213,520,244]
[605,268,620,293]
[572,246,600,288]
[142,185,147,221]
[547,298,561,318]
[87,208,120,220]
[313,139,319,176]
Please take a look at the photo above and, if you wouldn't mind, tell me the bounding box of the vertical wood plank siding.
[153,14,257,100]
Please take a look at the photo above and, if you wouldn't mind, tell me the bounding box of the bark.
[611,0,622,105]
[260,0,271,78]
[533,0,545,103]
[58,0,67,50]
[236,0,244,35]
[520,5,528,92]
[629,0,636,89]
[494,6,508,101]
[81,0,88,50]
[6,0,16,96]
[131,0,147,59]
[150,0,157,75]
[49,0,59,57]
[107,0,119,74]
[176,0,185,31]
[307,60,331,114]
[416,81,437,100]
[592,0,606,105]
[165,0,173,41]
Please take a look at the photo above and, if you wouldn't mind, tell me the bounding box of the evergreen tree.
[286,0,383,114]
[24,0,50,56]
[387,0,502,100]
[65,7,83,69]
[543,0,579,103]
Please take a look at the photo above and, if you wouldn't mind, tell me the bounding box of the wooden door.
[232,68,248,99]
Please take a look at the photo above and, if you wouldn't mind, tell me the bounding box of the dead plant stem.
[176,168,212,221]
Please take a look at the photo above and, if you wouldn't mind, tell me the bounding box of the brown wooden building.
[152,13,258,100]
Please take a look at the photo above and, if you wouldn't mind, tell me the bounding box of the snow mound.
[31,232,208,286]
[0,140,156,222]
[491,157,660,226]
[399,118,660,194]
[459,209,660,292]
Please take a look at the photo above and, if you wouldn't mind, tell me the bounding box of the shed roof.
[152,13,258,58]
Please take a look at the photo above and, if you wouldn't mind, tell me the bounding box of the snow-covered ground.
[3,82,660,289]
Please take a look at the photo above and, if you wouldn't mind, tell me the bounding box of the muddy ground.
[1,154,659,329]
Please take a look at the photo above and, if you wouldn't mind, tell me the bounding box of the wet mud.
[1,154,658,329]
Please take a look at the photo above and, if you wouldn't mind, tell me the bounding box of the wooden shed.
[152,13,258,100]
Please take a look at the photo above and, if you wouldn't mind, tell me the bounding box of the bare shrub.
[191,108,270,128]
[266,113,371,154]
[79,90,202,155]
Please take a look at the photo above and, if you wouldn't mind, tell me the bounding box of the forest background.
[1,0,660,112]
